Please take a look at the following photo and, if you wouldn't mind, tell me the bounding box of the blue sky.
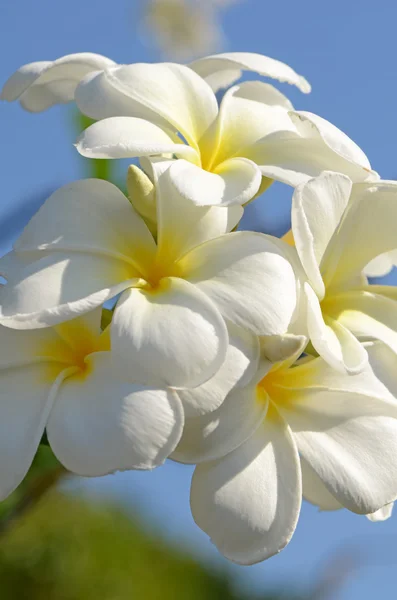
[2,1,397,598]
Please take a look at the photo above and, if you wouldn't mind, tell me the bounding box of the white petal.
[366,503,394,522]
[150,159,243,261]
[173,381,266,464]
[111,278,228,388]
[180,232,297,335]
[76,116,198,161]
[168,157,262,207]
[190,405,302,565]
[291,172,352,297]
[249,112,377,187]
[1,53,116,112]
[280,385,397,514]
[47,352,183,475]
[189,52,311,94]
[301,456,342,511]
[323,181,397,290]
[260,333,307,366]
[0,253,135,329]
[305,283,368,374]
[199,81,295,169]
[76,63,218,148]
[364,251,397,277]
[15,179,156,271]
[326,290,397,356]
[176,322,260,418]
[0,323,67,369]
[0,364,66,500]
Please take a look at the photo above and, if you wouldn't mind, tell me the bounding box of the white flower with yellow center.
[0,308,184,501]
[287,171,397,374]
[0,163,296,388]
[74,60,377,207]
[174,335,397,565]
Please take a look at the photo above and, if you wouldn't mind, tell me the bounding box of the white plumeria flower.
[175,336,397,565]
[0,307,184,501]
[74,61,377,207]
[288,171,397,374]
[0,163,297,388]
[0,53,116,112]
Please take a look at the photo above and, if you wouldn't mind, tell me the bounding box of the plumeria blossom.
[74,61,377,207]
[0,306,184,501]
[174,335,397,564]
[0,162,297,388]
[288,171,397,374]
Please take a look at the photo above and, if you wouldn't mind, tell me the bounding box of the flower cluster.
[2,50,397,564]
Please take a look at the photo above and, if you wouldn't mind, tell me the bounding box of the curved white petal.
[172,381,266,464]
[1,53,115,112]
[366,503,394,522]
[111,278,228,388]
[291,172,352,297]
[199,81,295,169]
[260,333,307,366]
[190,405,302,565]
[326,290,397,356]
[250,113,377,188]
[0,322,70,369]
[168,157,262,207]
[47,352,183,475]
[0,364,67,500]
[280,387,397,514]
[364,251,397,277]
[76,116,197,161]
[76,63,218,148]
[301,456,342,511]
[180,232,297,335]
[151,159,243,261]
[189,52,311,94]
[176,322,260,418]
[305,283,368,374]
[15,179,156,271]
[0,253,135,329]
[323,182,397,289]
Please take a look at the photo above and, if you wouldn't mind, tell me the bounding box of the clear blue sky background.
[1,1,397,598]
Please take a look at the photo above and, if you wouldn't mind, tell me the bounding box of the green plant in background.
[0,487,296,600]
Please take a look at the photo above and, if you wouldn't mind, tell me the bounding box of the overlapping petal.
[15,179,157,271]
[291,172,352,297]
[152,159,243,260]
[248,112,377,187]
[1,52,115,112]
[180,232,297,335]
[76,63,218,148]
[189,51,311,94]
[190,405,302,565]
[168,156,262,206]
[279,379,397,515]
[176,322,259,418]
[47,352,183,475]
[0,365,67,500]
[76,116,198,161]
[111,278,228,388]
[172,381,266,464]
[323,181,397,290]
[0,252,136,329]
[304,283,368,374]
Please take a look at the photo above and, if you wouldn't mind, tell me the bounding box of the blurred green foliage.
[0,487,296,600]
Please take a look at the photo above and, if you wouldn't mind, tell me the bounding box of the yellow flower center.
[37,318,110,383]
